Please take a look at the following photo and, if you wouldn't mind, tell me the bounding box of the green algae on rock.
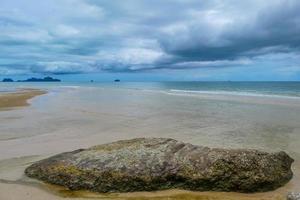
[25,138,294,193]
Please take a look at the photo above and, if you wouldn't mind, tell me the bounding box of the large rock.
[25,138,293,193]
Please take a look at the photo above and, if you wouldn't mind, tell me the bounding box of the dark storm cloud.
[0,0,300,75]
[159,0,300,61]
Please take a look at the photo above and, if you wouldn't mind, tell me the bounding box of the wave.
[167,89,300,99]
[58,86,82,89]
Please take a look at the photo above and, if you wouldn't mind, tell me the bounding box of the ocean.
[1,81,300,98]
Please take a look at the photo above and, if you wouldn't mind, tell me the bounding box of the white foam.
[59,86,81,89]
[167,89,300,99]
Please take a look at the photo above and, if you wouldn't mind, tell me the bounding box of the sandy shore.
[0,86,298,200]
[0,89,46,110]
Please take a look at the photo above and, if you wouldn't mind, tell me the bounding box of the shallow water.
[0,82,300,199]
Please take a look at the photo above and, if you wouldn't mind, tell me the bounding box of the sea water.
[1,81,300,97]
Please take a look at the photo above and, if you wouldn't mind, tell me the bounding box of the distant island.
[19,76,61,82]
[114,79,120,82]
[2,78,14,82]
[2,76,61,82]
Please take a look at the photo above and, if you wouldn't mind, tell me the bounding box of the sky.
[0,0,300,81]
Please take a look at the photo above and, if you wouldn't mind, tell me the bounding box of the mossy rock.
[25,138,294,193]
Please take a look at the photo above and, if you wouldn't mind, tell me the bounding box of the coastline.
[0,89,46,110]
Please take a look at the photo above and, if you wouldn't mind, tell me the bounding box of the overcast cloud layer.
[0,0,300,80]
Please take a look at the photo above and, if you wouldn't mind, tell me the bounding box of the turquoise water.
[1,81,300,98]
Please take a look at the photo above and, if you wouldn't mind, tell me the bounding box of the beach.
[2,0,299,198]
[1,82,300,200]
[0,89,46,110]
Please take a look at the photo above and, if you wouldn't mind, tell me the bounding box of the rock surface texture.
[287,193,300,200]
[25,138,294,193]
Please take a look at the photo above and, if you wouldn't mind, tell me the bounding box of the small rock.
[287,192,300,200]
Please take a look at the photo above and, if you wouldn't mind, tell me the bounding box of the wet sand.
[0,180,289,200]
[1,86,300,200]
[0,89,46,110]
